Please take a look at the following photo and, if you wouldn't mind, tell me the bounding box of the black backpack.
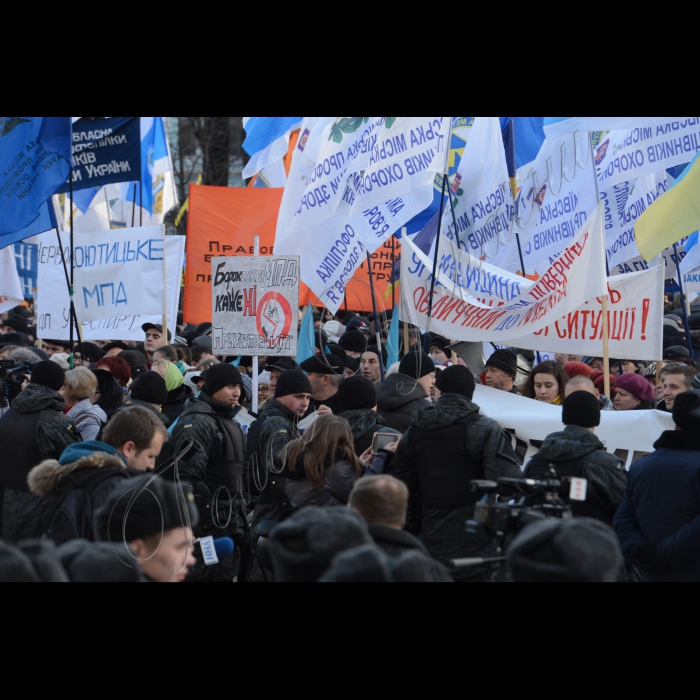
[40,469,123,546]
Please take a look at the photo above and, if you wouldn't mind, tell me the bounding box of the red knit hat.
[564,361,593,379]
[590,370,615,397]
[614,372,655,403]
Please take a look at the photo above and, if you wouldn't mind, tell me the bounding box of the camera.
[0,360,36,406]
[467,476,573,542]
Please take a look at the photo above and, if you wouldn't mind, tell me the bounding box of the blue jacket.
[614,430,700,582]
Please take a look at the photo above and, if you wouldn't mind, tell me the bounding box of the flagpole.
[55,228,83,356]
[673,242,695,359]
[424,170,449,354]
[252,236,260,414]
[131,183,137,227]
[366,251,385,382]
[391,234,397,311]
[139,178,144,226]
[69,167,75,368]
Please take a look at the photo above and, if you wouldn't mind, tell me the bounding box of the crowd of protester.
[1,291,699,583]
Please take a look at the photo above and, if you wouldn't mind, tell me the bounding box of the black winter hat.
[3,315,28,335]
[485,349,518,379]
[428,335,450,354]
[664,345,693,361]
[73,342,105,364]
[364,344,388,365]
[436,364,476,399]
[0,541,41,582]
[300,352,345,375]
[120,350,148,381]
[562,390,601,428]
[267,357,301,372]
[344,356,359,374]
[202,363,243,397]
[95,476,199,544]
[269,507,372,582]
[339,330,367,354]
[28,348,49,362]
[130,371,169,405]
[327,343,347,366]
[275,370,312,398]
[320,544,393,582]
[30,360,65,392]
[314,329,329,351]
[57,540,146,583]
[196,322,212,335]
[688,313,700,331]
[399,352,436,380]
[14,540,69,582]
[507,518,622,583]
[672,389,700,432]
[338,375,377,412]
[3,332,29,346]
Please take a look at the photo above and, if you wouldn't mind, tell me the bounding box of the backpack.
[41,469,122,546]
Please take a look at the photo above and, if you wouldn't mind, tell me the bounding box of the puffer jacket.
[524,425,627,525]
[66,399,107,442]
[28,441,135,544]
[0,384,81,543]
[285,459,358,509]
[376,372,432,434]
[339,409,401,456]
[392,393,522,581]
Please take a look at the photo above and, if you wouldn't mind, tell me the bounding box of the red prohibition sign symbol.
[256,292,293,339]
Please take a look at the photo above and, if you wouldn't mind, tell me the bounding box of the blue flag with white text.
[0,117,70,236]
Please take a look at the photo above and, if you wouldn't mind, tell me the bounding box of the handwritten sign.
[212,255,300,356]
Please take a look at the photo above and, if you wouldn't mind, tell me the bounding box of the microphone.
[195,537,235,566]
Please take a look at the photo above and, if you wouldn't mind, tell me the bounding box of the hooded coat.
[376,373,432,434]
[523,425,627,525]
[392,393,522,581]
[614,430,700,582]
[0,384,80,543]
[339,409,401,456]
[27,441,135,545]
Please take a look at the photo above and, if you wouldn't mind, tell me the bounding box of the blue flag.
[295,305,316,365]
[126,117,169,216]
[0,117,70,236]
[385,306,400,369]
[243,117,303,158]
[0,200,59,251]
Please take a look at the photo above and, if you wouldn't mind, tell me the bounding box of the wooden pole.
[602,295,611,398]
[252,236,260,414]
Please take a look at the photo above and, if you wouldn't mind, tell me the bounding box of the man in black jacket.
[0,361,79,543]
[523,391,627,526]
[170,363,247,582]
[392,365,522,581]
[250,370,312,530]
[28,406,169,545]
[376,352,434,434]
[614,390,700,581]
[338,375,400,456]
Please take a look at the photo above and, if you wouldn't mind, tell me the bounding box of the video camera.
[0,360,35,406]
[467,476,573,542]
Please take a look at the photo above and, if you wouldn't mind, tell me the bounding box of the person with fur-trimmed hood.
[0,361,79,543]
[28,407,169,545]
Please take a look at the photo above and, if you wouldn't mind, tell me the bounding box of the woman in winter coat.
[283,415,363,509]
[152,360,193,423]
[61,367,107,442]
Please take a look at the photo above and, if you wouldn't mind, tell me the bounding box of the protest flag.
[0,117,71,236]
[0,201,58,251]
[386,306,400,369]
[635,151,700,261]
[295,305,316,365]
[242,117,303,180]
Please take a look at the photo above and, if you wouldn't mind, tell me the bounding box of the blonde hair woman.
[61,367,106,441]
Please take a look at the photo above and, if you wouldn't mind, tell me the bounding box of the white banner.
[544,118,655,141]
[0,246,25,314]
[488,131,599,274]
[37,232,185,341]
[400,206,607,343]
[683,267,700,294]
[474,384,675,471]
[69,226,166,322]
[601,171,669,268]
[610,241,687,277]
[596,118,700,191]
[506,265,665,361]
[275,117,448,313]
[211,255,300,357]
